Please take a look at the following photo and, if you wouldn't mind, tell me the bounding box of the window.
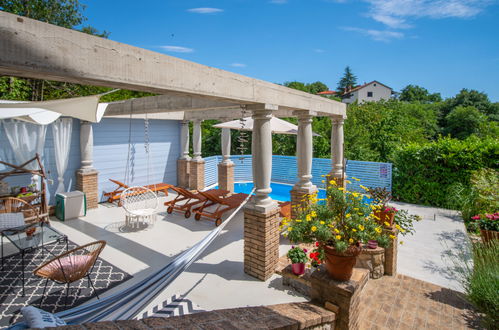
[367,91,373,97]
[373,83,377,86]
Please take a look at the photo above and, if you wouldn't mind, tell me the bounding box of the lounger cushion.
[0,212,25,231]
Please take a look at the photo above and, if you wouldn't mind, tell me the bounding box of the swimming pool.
[214,181,373,204]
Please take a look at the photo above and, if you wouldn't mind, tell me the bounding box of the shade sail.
[0,95,108,124]
[213,117,320,136]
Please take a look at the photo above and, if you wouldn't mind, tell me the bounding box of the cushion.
[0,212,25,231]
[20,306,66,328]
[41,255,93,282]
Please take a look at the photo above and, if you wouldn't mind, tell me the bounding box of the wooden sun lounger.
[104,179,171,205]
[164,187,229,218]
[194,191,249,226]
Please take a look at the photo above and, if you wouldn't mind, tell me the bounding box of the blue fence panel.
[204,156,220,187]
[271,156,297,185]
[345,160,392,192]
[311,158,332,188]
[230,155,253,182]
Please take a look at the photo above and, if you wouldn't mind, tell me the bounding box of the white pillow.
[0,212,25,231]
[20,306,66,328]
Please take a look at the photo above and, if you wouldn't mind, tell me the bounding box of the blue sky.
[81,0,499,101]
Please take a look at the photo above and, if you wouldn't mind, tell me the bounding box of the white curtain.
[52,118,73,193]
[2,120,47,186]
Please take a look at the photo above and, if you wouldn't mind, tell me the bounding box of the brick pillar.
[290,188,317,219]
[76,169,99,209]
[218,162,234,193]
[243,207,280,281]
[311,267,369,330]
[189,160,205,191]
[177,159,190,188]
[383,227,398,276]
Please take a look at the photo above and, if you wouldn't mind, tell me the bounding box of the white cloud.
[187,7,223,14]
[342,26,404,42]
[159,46,194,53]
[270,0,288,4]
[314,49,326,53]
[230,63,247,68]
[363,0,492,29]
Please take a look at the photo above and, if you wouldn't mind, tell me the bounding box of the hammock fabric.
[11,190,254,328]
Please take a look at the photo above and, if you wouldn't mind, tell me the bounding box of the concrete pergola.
[0,11,347,281]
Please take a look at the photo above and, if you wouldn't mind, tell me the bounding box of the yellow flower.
[288,227,293,231]
[349,238,354,244]
[352,177,361,182]
[295,219,302,222]
[346,180,352,184]
[334,228,340,233]
[384,221,390,227]
[346,213,351,218]
[353,208,359,211]
[375,227,382,234]
[321,180,325,183]
[320,221,325,225]
[352,228,357,232]
[311,226,317,232]
[335,235,342,240]
[358,225,365,231]
[390,235,396,239]
[321,174,325,177]
[329,180,337,185]
[360,185,368,191]
[400,228,406,233]
[306,214,312,221]
[311,211,317,217]
[395,224,401,230]
[338,187,345,191]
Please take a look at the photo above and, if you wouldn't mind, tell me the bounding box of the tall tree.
[399,85,442,103]
[337,66,357,92]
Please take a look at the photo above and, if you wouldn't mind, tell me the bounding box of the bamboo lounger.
[194,191,249,226]
[104,179,171,205]
[164,187,229,218]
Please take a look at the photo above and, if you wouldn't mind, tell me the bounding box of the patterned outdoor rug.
[0,240,132,329]
[138,294,205,319]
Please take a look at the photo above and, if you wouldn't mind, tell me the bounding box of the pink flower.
[303,248,308,253]
[471,215,481,220]
[486,214,494,220]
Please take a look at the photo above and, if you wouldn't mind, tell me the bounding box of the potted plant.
[287,246,308,275]
[393,209,421,236]
[474,213,499,243]
[281,179,391,281]
[369,187,397,226]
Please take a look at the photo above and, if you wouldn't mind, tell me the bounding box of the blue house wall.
[0,118,181,204]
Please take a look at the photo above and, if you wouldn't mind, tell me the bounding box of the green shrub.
[456,241,499,329]
[391,136,499,208]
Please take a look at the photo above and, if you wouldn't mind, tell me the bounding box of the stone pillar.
[330,117,345,187]
[76,121,99,209]
[189,119,205,190]
[290,111,317,218]
[244,104,279,281]
[218,125,235,193]
[355,246,385,279]
[177,120,191,188]
[311,267,369,330]
[383,227,398,276]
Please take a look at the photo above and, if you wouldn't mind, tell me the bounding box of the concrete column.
[290,111,317,218]
[177,120,191,188]
[192,119,202,162]
[180,120,191,160]
[76,120,99,209]
[80,121,94,170]
[221,127,233,165]
[243,104,279,281]
[218,120,235,193]
[330,117,345,186]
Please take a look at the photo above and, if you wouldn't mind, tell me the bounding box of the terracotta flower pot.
[324,244,362,281]
[375,210,395,226]
[480,229,499,243]
[367,240,378,249]
[291,263,306,275]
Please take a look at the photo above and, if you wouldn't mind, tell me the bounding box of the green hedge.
[391,136,499,208]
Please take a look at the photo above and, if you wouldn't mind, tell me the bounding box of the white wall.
[356,82,392,103]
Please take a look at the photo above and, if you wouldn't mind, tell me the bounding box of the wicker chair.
[120,187,158,228]
[0,197,41,233]
[33,240,106,307]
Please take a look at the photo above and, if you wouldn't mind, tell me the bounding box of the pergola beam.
[0,11,346,118]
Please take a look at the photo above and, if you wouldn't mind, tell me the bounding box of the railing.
[204,155,392,192]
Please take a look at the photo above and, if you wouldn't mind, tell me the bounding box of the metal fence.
[204,155,392,192]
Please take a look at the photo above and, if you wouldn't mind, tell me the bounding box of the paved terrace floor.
[1,194,471,323]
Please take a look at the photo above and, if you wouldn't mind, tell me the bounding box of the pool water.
[214,182,373,204]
